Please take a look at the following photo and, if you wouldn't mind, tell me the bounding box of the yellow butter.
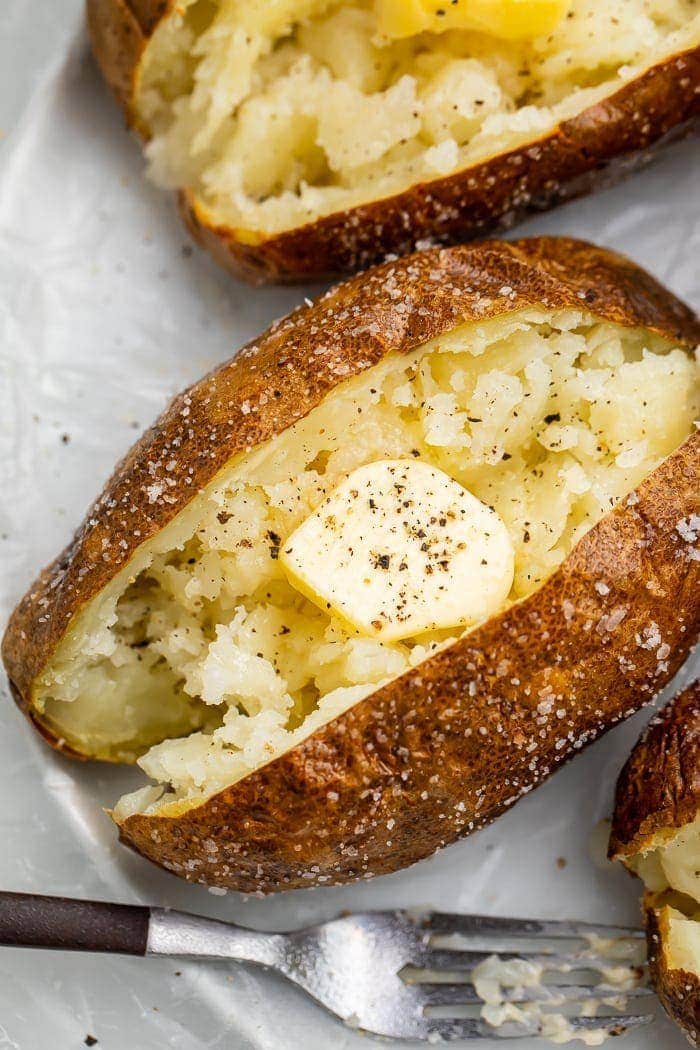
[376,0,570,41]
[280,458,514,642]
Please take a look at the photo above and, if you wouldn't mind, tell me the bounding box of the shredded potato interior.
[33,310,699,816]
[632,815,700,974]
[135,0,700,235]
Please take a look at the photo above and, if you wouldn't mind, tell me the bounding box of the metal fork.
[0,892,653,1041]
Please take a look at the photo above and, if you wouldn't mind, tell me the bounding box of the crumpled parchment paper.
[0,10,698,1048]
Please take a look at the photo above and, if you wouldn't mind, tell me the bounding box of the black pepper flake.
[266,530,281,560]
[523,529,531,543]
[467,417,482,423]
[544,413,561,424]
[84,1039,98,1048]
[60,433,71,444]
[217,511,232,524]
[410,448,421,457]
[501,452,511,461]
[374,553,391,570]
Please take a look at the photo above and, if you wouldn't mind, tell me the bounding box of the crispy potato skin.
[611,681,700,1045]
[610,680,700,861]
[85,0,700,283]
[2,237,699,891]
[85,0,169,132]
[647,903,700,1047]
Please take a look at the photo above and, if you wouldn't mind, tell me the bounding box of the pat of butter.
[376,0,570,41]
[280,459,514,641]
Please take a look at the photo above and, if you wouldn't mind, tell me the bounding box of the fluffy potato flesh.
[31,309,698,818]
[135,0,700,235]
[632,816,700,977]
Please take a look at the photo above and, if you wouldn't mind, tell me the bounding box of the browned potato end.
[611,680,700,1046]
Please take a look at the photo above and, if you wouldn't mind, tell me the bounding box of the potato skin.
[610,681,700,1046]
[85,0,167,133]
[2,237,699,891]
[86,0,700,283]
[610,680,700,861]
[647,903,700,1047]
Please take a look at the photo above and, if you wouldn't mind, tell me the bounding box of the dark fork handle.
[0,891,149,954]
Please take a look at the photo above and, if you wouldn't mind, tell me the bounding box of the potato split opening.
[31,310,699,817]
[135,0,700,236]
[629,814,700,976]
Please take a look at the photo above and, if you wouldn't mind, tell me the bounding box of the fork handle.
[0,891,149,955]
[0,891,285,967]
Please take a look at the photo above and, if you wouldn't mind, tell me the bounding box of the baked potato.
[87,0,700,283]
[3,236,699,892]
[610,680,700,1046]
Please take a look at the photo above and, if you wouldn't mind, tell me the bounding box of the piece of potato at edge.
[3,237,700,893]
[86,0,700,283]
[610,680,700,1046]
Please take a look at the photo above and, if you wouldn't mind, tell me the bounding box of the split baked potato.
[610,680,700,1046]
[87,0,700,282]
[3,236,699,892]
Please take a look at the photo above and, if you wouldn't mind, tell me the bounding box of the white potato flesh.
[634,816,700,978]
[665,907,700,973]
[136,0,700,234]
[660,817,700,904]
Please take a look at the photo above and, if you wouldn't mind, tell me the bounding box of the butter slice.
[280,458,514,641]
[376,0,570,41]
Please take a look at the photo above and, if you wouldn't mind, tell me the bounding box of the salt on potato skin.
[2,237,699,893]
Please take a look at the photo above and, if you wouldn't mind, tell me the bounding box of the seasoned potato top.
[135,0,700,233]
[24,307,699,816]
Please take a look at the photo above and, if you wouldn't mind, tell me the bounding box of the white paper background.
[0,5,698,1048]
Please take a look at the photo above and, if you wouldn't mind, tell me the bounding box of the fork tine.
[409,948,634,972]
[425,1013,654,1041]
[567,1015,655,1035]
[424,1017,490,1040]
[409,949,512,972]
[419,983,654,1007]
[414,912,644,940]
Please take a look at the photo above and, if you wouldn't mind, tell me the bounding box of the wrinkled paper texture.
[0,10,698,1048]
